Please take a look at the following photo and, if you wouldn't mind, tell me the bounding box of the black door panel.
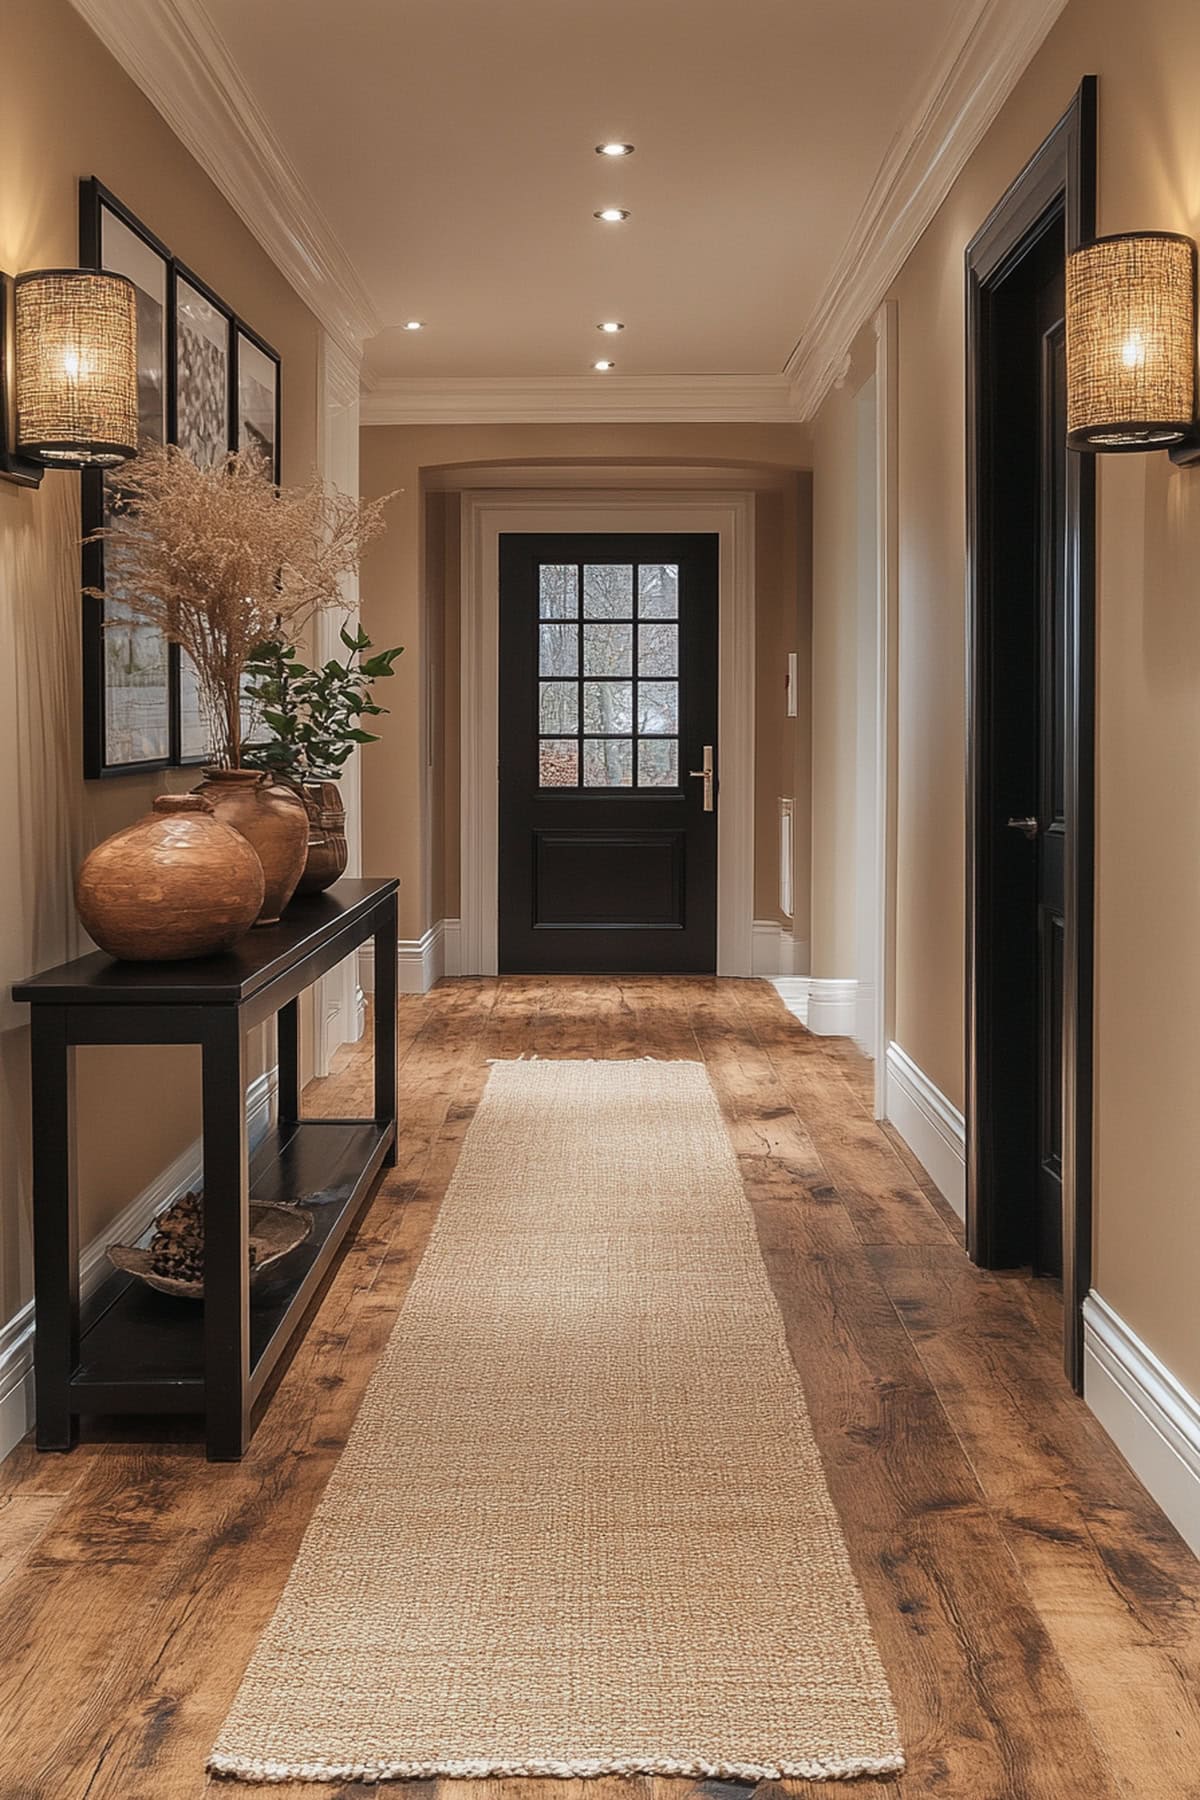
[498,533,718,974]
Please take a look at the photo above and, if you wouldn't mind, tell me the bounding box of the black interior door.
[1034,265,1068,1278]
[966,78,1096,1389]
[498,532,718,974]
[971,214,1069,1280]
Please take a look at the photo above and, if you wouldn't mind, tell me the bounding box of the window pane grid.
[537,562,681,789]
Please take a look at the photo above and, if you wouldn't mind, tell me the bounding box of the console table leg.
[277,997,300,1129]
[374,890,398,1165]
[32,1008,77,1451]
[201,1012,250,1461]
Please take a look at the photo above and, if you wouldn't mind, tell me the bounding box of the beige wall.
[358,424,814,946]
[0,0,321,1338]
[811,0,1200,1394]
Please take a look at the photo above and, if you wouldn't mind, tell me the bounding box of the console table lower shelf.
[75,1117,393,1419]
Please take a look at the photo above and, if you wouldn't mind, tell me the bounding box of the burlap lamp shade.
[1066,232,1197,451]
[14,269,138,467]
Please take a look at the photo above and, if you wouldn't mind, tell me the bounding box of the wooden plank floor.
[1,976,1197,1799]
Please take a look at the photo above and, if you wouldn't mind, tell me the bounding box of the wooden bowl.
[107,1202,312,1300]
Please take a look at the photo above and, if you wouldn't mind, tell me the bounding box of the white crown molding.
[360,374,804,427]
[785,0,1070,418]
[66,0,381,354]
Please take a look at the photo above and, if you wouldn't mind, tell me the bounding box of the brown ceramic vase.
[294,781,349,896]
[191,767,308,925]
[75,794,265,962]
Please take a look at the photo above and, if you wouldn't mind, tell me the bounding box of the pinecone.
[148,1191,259,1285]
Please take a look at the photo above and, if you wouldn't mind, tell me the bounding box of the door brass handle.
[689,745,715,812]
[1007,816,1039,840]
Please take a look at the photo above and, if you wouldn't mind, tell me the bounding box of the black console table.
[13,877,398,1461]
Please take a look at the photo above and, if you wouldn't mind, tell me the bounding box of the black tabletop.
[13,877,398,1006]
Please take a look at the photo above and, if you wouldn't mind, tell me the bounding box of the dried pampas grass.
[88,445,391,767]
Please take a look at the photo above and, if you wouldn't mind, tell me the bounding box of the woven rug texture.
[210,1057,904,1783]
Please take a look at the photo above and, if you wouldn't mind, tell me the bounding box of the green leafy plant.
[241,623,403,785]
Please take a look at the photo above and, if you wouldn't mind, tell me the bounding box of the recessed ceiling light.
[594,208,630,223]
[596,142,634,157]
[403,320,424,331]
[597,321,624,333]
[594,359,615,371]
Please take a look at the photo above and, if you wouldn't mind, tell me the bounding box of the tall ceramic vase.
[192,768,308,925]
[75,794,265,961]
[295,781,349,896]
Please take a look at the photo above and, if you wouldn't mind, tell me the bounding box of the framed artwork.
[80,182,172,777]
[172,266,234,764]
[79,180,283,777]
[235,324,281,482]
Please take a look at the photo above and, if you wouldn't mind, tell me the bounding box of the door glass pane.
[583,681,633,732]
[638,622,678,676]
[583,623,632,676]
[539,739,578,786]
[583,564,634,618]
[583,737,633,786]
[638,738,678,787]
[638,564,679,618]
[539,565,578,618]
[539,680,578,733]
[637,680,678,734]
[539,623,578,677]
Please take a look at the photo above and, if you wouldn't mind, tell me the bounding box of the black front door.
[498,532,718,974]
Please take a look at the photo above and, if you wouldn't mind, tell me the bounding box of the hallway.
[1,979,1197,1797]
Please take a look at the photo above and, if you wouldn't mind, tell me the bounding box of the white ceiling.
[197,0,969,385]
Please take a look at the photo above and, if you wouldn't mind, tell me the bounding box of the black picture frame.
[234,320,281,485]
[171,261,235,766]
[79,179,284,778]
[80,180,173,778]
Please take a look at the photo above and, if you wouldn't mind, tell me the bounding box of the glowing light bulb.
[1121,332,1146,370]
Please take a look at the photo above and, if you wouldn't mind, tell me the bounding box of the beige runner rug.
[210,1059,903,1784]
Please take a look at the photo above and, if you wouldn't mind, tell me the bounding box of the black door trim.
[965,77,1098,1390]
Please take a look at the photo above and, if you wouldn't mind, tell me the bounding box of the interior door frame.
[460,491,756,977]
[965,77,1097,1389]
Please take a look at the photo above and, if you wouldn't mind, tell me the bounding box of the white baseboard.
[752,920,810,978]
[1083,1291,1200,1561]
[442,917,462,978]
[883,1040,966,1218]
[0,1069,278,1463]
[361,918,463,996]
[770,975,858,1034]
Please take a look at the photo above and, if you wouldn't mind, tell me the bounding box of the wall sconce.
[1066,231,1200,465]
[1,268,139,488]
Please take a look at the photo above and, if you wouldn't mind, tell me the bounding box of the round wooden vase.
[192,768,309,925]
[75,794,265,962]
[295,781,349,896]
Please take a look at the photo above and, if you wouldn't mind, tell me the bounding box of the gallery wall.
[0,0,321,1416]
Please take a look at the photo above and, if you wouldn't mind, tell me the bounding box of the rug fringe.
[484,1056,703,1067]
[208,1750,907,1784]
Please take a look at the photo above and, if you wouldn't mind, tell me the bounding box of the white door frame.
[872,302,899,1117]
[459,489,756,977]
[312,333,366,1074]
